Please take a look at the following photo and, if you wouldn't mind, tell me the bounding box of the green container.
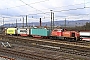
[31,28,51,36]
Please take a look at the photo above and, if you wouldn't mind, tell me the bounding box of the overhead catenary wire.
[47,1,90,10]
[18,0,51,18]
[19,1,90,13]
[15,1,90,16]
[54,7,90,12]
[0,0,49,10]
[42,13,90,19]
[18,6,90,17]
[0,0,90,21]
[25,6,90,18]
[19,0,48,14]
[0,6,90,17]
[0,11,90,20]
[29,1,90,13]
[20,1,90,17]
[0,0,50,18]
[0,0,89,17]
[0,0,89,13]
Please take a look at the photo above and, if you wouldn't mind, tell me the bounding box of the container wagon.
[17,28,30,36]
[30,28,51,38]
[80,31,90,41]
[6,28,17,35]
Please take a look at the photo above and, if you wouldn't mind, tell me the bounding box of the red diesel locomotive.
[50,29,80,41]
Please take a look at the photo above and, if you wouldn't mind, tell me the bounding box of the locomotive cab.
[62,31,80,41]
[51,29,63,36]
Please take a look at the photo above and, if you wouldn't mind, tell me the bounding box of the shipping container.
[17,28,30,36]
[30,28,51,36]
[80,31,90,41]
[80,32,90,37]
[6,28,17,35]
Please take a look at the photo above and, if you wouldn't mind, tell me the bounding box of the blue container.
[31,28,51,36]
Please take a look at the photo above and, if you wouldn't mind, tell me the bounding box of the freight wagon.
[17,28,30,36]
[6,28,17,35]
[4,27,81,41]
[80,31,90,41]
[30,28,51,38]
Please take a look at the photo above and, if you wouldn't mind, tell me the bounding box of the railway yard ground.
[0,34,90,60]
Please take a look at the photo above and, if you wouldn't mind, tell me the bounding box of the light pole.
[26,15,28,27]
[50,10,53,30]
[23,17,24,28]
[53,12,54,29]
[16,19,17,28]
[40,18,42,27]
[2,17,10,27]
[3,18,4,27]
[65,18,66,27]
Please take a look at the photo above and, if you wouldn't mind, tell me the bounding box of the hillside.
[1,20,90,27]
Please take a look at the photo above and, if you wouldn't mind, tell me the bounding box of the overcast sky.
[0,0,90,25]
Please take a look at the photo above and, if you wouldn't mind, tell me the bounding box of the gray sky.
[0,0,90,25]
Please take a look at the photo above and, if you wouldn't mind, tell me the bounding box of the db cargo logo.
[20,30,27,33]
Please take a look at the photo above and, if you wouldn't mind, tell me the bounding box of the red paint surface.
[20,34,29,36]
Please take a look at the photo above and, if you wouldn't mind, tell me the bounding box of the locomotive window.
[53,30,58,31]
[58,29,62,31]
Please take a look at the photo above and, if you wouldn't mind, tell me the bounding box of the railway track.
[1,34,90,48]
[0,47,57,60]
[0,35,90,58]
[1,43,89,60]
